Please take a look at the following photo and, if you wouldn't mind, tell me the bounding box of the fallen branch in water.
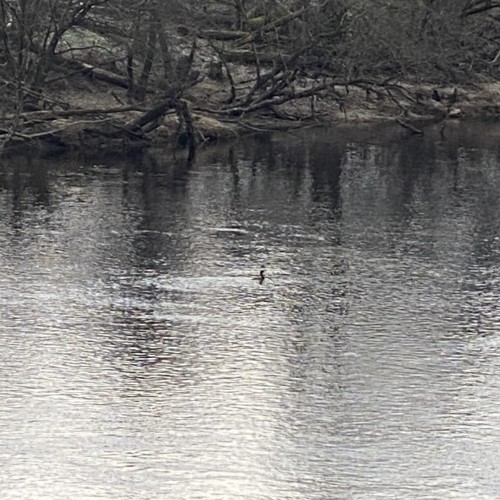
[396,117,424,135]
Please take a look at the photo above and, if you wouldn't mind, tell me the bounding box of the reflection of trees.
[453,150,500,336]
[225,130,343,224]
[126,152,193,271]
[339,128,500,342]
[3,124,500,383]
[1,156,52,216]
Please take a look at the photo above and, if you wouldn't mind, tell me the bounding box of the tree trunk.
[136,10,159,101]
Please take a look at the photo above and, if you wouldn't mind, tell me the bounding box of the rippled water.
[1,123,500,499]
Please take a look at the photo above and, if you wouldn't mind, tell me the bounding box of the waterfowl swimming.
[253,269,266,283]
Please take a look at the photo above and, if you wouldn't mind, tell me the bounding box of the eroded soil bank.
[5,82,499,157]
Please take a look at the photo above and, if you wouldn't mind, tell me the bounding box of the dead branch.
[396,117,424,135]
[236,7,307,46]
[0,118,113,140]
[1,105,148,123]
[176,99,204,148]
[199,29,249,41]
[126,97,177,130]
[461,0,500,17]
[239,45,310,107]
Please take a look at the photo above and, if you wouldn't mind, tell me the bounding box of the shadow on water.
[1,121,500,499]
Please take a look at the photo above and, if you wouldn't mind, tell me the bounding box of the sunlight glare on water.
[1,123,500,499]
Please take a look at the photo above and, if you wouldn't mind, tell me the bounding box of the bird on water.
[253,269,266,284]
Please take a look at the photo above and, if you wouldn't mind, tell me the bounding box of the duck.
[253,269,266,283]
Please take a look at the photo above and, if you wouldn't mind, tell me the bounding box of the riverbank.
[2,2,500,157]
[3,70,500,158]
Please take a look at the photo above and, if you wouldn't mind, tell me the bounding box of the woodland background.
[1,0,499,152]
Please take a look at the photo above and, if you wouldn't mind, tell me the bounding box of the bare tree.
[1,0,499,152]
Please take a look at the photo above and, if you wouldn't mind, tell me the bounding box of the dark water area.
[1,122,500,499]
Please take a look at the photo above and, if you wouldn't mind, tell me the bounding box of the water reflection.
[1,122,500,499]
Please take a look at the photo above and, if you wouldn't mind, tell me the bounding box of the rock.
[448,107,462,118]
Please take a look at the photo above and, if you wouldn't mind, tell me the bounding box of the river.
[1,122,500,499]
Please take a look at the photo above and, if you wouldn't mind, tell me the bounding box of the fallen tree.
[1,0,499,153]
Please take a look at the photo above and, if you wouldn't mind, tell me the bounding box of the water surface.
[1,123,500,499]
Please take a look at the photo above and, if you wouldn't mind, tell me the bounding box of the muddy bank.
[2,75,500,158]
